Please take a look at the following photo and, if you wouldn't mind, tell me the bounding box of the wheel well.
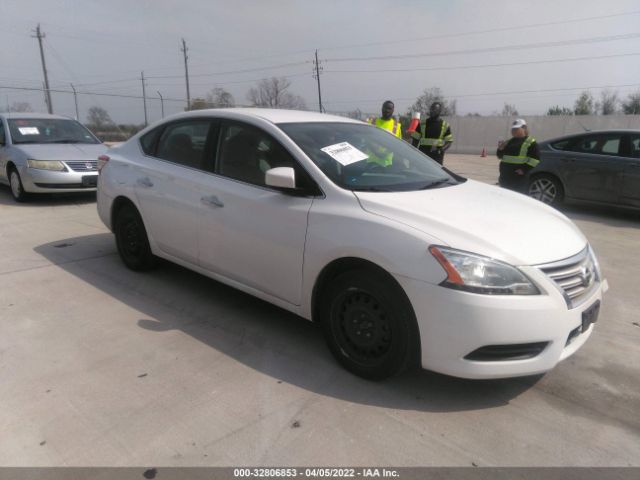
[6,161,16,176]
[311,257,421,368]
[311,257,404,324]
[110,196,138,229]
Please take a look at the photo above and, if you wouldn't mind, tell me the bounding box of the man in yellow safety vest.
[369,101,402,138]
[411,101,453,165]
[496,118,540,193]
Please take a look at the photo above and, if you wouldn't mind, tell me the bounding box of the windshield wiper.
[350,186,392,192]
[418,178,455,190]
[48,139,82,144]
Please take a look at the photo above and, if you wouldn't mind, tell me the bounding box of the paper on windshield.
[18,127,39,135]
[321,142,368,166]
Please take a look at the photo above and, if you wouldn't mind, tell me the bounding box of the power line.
[319,9,640,52]
[323,52,640,74]
[0,85,187,103]
[325,32,640,63]
[322,82,640,105]
[146,60,311,80]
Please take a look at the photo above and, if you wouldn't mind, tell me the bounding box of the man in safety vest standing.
[496,118,540,193]
[369,100,402,138]
[411,101,453,165]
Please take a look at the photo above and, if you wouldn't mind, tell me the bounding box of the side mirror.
[265,167,296,189]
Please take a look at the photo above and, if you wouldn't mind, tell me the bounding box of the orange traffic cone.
[407,112,421,133]
[481,147,487,158]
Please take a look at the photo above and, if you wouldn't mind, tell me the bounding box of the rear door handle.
[136,177,154,188]
[201,195,224,208]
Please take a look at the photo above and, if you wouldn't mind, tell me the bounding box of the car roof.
[160,108,364,125]
[542,129,640,143]
[1,112,75,120]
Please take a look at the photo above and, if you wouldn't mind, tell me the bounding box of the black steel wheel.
[528,174,564,207]
[114,204,156,271]
[320,269,419,380]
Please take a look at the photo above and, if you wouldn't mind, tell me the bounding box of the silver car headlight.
[27,160,66,171]
[429,246,540,295]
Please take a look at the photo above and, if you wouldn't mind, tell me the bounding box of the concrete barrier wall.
[443,115,640,155]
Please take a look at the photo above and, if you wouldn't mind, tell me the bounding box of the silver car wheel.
[528,178,557,205]
[10,170,23,198]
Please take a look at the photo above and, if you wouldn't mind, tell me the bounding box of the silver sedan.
[0,113,108,201]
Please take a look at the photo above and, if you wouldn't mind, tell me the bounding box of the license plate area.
[82,175,98,187]
[581,300,600,333]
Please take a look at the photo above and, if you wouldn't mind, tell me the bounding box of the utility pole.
[157,91,164,118]
[312,49,323,113]
[32,24,53,114]
[70,83,79,120]
[181,38,191,110]
[141,71,148,126]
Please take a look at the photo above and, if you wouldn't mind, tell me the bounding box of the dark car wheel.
[320,269,419,380]
[114,205,156,271]
[528,174,564,207]
[9,168,29,202]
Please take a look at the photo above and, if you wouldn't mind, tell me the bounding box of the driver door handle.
[201,195,224,208]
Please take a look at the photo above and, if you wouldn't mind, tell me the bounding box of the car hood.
[354,179,586,266]
[14,143,108,160]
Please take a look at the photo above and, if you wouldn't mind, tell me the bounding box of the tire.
[528,174,564,207]
[320,269,419,380]
[9,167,29,202]
[114,204,156,271]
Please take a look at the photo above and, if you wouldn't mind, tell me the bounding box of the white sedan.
[97,109,607,380]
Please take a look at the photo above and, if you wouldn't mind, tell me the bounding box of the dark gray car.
[526,130,640,210]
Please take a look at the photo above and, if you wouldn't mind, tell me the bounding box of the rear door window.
[155,120,213,170]
[567,134,623,156]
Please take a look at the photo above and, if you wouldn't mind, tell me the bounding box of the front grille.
[538,247,598,308]
[64,160,98,172]
[464,342,549,361]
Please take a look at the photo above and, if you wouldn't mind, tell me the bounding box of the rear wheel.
[114,205,156,271]
[9,168,28,202]
[528,174,564,207]
[320,269,419,380]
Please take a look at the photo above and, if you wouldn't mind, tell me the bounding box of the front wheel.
[528,174,564,207]
[114,205,156,271]
[9,168,29,202]
[320,269,419,380]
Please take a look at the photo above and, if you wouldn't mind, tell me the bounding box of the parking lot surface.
[1,154,638,466]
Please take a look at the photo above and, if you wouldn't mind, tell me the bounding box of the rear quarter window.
[140,127,162,155]
[550,139,572,151]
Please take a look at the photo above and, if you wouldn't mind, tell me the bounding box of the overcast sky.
[1,0,639,124]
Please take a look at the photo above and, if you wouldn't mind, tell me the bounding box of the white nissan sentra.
[97,109,607,380]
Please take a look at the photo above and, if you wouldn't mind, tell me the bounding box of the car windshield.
[8,118,100,145]
[279,122,460,191]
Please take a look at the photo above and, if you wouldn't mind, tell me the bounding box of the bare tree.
[9,102,33,112]
[207,88,235,108]
[408,88,456,116]
[501,103,519,116]
[247,77,306,110]
[599,89,619,115]
[547,106,573,116]
[622,91,640,114]
[86,106,114,129]
[574,91,595,115]
[187,98,209,110]
[346,108,363,120]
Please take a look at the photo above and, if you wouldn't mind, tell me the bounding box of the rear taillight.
[97,155,110,173]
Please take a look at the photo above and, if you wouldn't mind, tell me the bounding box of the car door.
[559,133,624,203]
[197,120,316,306]
[134,119,216,264]
[621,133,640,207]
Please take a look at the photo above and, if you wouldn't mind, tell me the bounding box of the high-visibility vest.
[370,117,402,138]
[411,119,452,147]
[501,136,540,167]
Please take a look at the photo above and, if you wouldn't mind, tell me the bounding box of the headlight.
[27,160,66,171]
[429,246,540,295]
[588,245,601,281]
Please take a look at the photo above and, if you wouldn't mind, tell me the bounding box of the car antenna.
[576,119,591,132]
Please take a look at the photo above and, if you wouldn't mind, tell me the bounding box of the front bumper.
[19,165,98,193]
[396,267,607,379]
